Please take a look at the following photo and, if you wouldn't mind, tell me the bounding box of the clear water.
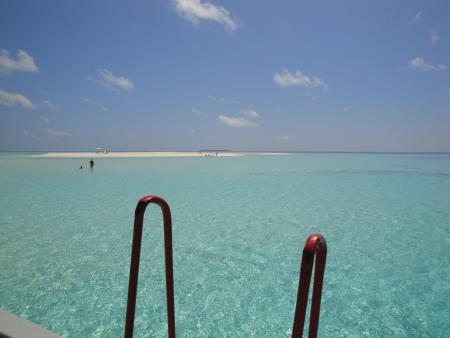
[0,153,449,337]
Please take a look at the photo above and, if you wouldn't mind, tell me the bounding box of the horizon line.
[1,150,450,155]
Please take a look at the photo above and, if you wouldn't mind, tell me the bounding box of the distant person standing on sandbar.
[90,159,95,169]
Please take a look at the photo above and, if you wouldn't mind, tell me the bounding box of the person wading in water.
[89,159,95,169]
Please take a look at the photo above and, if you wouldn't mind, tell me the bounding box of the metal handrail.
[292,234,327,338]
[124,195,176,338]
[124,196,326,338]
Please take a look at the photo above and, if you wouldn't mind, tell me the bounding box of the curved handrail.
[292,234,327,338]
[124,196,176,338]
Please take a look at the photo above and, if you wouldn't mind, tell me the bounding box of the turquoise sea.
[0,152,449,337]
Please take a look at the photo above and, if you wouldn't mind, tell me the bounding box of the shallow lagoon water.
[0,153,449,337]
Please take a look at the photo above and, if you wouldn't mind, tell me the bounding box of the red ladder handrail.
[124,196,176,338]
[292,234,327,338]
[124,196,326,338]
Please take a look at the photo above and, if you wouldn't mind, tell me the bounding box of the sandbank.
[31,151,288,158]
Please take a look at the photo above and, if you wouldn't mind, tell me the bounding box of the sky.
[0,0,449,152]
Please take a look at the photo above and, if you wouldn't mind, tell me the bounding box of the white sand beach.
[31,151,288,158]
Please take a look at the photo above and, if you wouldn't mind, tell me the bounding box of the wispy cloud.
[39,115,50,123]
[47,128,70,138]
[81,97,108,111]
[305,92,319,103]
[430,30,440,45]
[192,107,204,115]
[43,99,58,112]
[208,95,237,104]
[172,0,240,31]
[0,88,34,109]
[408,57,447,72]
[218,115,257,127]
[276,135,295,141]
[0,49,38,75]
[21,129,40,140]
[242,109,259,118]
[274,68,327,90]
[91,69,134,91]
[412,11,422,24]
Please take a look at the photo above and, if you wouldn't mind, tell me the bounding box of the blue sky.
[0,0,449,152]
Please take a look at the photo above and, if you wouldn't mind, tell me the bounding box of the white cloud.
[218,115,257,127]
[430,30,440,45]
[277,135,295,141]
[412,11,422,24]
[21,129,40,140]
[82,97,90,103]
[208,95,237,104]
[100,105,108,111]
[274,68,327,90]
[409,57,433,70]
[92,69,134,91]
[306,92,318,103]
[39,115,50,123]
[242,109,259,118]
[47,128,70,138]
[0,88,34,109]
[43,99,58,112]
[172,0,240,31]
[0,49,38,75]
[192,107,204,115]
[408,57,447,72]
[343,106,350,112]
